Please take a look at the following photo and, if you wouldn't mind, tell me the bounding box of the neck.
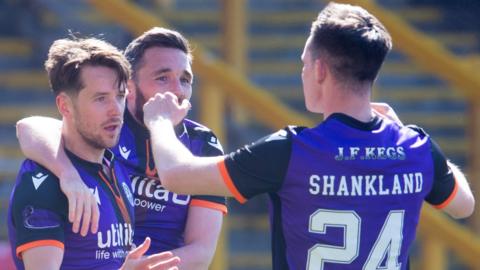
[62,120,105,164]
[322,80,374,122]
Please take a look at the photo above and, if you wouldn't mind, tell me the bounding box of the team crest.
[122,182,135,207]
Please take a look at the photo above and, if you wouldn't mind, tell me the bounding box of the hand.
[121,237,180,270]
[59,170,100,236]
[371,102,403,126]
[143,92,191,128]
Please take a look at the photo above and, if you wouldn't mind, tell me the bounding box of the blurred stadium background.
[0,0,479,269]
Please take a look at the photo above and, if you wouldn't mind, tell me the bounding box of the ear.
[314,58,327,84]
[56,93,73,118]
[126,79,136,103]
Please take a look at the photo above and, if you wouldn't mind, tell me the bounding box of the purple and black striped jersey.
[8,149,135,270]
[113,109,227,253]
[219,113,457,270]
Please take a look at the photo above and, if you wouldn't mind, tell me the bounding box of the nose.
[109,97,123,117]
[170,80,184,99]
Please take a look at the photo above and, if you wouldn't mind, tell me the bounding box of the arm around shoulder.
[16,116,63,174]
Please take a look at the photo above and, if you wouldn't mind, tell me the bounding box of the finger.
[164,92,176,100]
[127,237,151,260]
[67,191,77,223]
[154,92,166,101]
[150,256,181,270]
[179,99,191,111]
[72,196,84,233]
[371,103,387,115]
[90,198,100,234]
[80,195,92,236]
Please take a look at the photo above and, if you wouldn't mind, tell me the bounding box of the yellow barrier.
[419,205,480,268]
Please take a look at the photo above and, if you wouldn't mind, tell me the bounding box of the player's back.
[277,113,435,270]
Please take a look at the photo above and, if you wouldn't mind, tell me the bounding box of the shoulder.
[183,119,217,138]
[12,160,67,218]
[13,160,64,204]
[184,118,224,154]
[17,160,60,190]
[404,124,429,138]
[252,125,306,147]
[228,125,306,166]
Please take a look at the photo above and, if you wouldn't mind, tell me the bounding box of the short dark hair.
[310,2,392,83]
[124,27,192,78]
[45,37,131,96]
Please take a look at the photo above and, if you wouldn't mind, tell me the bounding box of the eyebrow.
[152,68,193,81]
[91,91,110,98]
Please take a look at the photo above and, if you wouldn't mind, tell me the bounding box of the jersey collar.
[65,148,116,175]
[326,113,382,131]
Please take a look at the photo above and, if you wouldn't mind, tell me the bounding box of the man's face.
[70,65,125,149]
[129,47,193,121]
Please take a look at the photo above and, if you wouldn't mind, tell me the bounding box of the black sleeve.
[11,167,68,252]
[199,131,224,157]
[224,126,301,200]
[424,138,456,206]
[191,129,227,211]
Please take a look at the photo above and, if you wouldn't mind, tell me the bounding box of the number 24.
[307,209,404,270]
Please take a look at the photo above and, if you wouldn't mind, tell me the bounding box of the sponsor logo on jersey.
[32,172,48,190]
[97,222,133,248]
[131,176,190,209]
[119,145,131,160]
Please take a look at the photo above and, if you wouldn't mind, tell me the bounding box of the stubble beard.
[76,117,119,150]
[134,82,147,125]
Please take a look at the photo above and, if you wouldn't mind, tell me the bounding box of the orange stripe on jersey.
[217,160,247,204]
[190,199,228,215]
[433,177,459,209]
[16,240,64,258]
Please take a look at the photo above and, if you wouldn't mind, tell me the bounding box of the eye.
[155,75,168,82]
[95,96,106,102]
[180,77,191,85]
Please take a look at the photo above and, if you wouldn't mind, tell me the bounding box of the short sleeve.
[424,139,457,208]
[220,126,302,202]
[188,126,227,213]
[10,166,68,258]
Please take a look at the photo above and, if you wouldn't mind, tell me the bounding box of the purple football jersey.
[112,110,226,253]
[222,113,456,270]
[8,149,135,270]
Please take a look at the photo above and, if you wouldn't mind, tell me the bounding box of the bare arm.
[22,246,63,270]
[442,161,475,219]
[16,116,99,235]
[143,93,231,197]
[170,207,223,270]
